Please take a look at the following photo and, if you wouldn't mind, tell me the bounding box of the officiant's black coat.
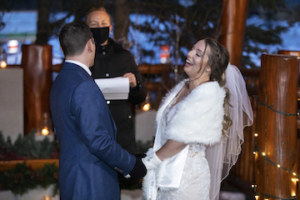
[90,38,147,154]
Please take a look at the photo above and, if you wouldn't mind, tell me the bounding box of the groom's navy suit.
[50,62,136,200]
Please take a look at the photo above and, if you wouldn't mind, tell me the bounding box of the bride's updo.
[204,38,232,136]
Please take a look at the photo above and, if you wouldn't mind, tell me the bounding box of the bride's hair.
[204,38,232,136]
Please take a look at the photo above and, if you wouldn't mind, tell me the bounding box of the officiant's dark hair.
[59,21,93,57]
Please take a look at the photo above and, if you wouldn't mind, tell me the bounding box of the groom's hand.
[128,156,147,181]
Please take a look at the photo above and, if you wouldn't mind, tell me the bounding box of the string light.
[255,191,297,200]
[254,133,258,137]
[253,140,298,200]
[254,143,298,177]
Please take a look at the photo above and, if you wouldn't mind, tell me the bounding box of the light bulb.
[142,103,150,111]
[41,128,49,136]
[0,61,7,68]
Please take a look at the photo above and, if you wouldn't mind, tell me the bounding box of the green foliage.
[242,0,295,68]
[0,162,59,195]
[0,131,58,160]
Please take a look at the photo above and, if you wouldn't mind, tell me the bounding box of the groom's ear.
[87,38,94,53]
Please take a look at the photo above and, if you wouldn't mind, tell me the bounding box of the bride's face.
[184,40,210,79]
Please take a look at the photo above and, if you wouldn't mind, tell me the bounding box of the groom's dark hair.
[59,21,93,57]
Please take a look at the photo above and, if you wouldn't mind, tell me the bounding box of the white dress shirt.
[65,60,91,76]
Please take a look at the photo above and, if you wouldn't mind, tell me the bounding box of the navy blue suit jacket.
[50,62,136,200]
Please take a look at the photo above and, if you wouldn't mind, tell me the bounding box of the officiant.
[86,7,147,155]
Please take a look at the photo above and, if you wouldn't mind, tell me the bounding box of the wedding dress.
[156,88,210,200]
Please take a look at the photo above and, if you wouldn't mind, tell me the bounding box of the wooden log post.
[255,54,299,199]
[278,50,300,83]
[22,45,52,135]
[219,0,249,67]
[278,50,300,200]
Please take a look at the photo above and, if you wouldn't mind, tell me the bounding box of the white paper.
[94,77,129,100]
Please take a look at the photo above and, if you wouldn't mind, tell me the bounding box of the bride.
[142,38,253,200]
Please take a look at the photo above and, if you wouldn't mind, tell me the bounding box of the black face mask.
[90,27,110,45]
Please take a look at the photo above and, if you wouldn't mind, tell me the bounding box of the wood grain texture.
[255,54,298,199]
[22,45,52,135]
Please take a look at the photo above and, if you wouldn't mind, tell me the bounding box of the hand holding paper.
[123,73,137,88]
[95,77,130,100]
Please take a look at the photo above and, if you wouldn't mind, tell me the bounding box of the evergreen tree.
[1,0,299,67]
[242,0,292,68]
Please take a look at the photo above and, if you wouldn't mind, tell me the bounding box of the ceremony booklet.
[94,77,129,100]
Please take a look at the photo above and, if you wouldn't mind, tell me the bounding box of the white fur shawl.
[156,80,226,146]
[143,80,226,200]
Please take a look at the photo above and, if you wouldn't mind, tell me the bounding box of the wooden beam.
[219,0,249,67]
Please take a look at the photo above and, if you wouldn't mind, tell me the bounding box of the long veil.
[206,64,253,200]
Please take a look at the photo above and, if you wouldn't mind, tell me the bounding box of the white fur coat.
[156,80,225,146]
[143,80,226,200]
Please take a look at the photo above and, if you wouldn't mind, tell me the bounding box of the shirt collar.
[65,60,91,76]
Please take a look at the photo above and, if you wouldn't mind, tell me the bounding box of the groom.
[50,21,147,200]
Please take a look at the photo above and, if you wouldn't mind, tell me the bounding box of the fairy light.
[253,139,298,200]
[254,133,258,137]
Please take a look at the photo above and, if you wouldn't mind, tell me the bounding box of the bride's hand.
[142,150,162,170]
